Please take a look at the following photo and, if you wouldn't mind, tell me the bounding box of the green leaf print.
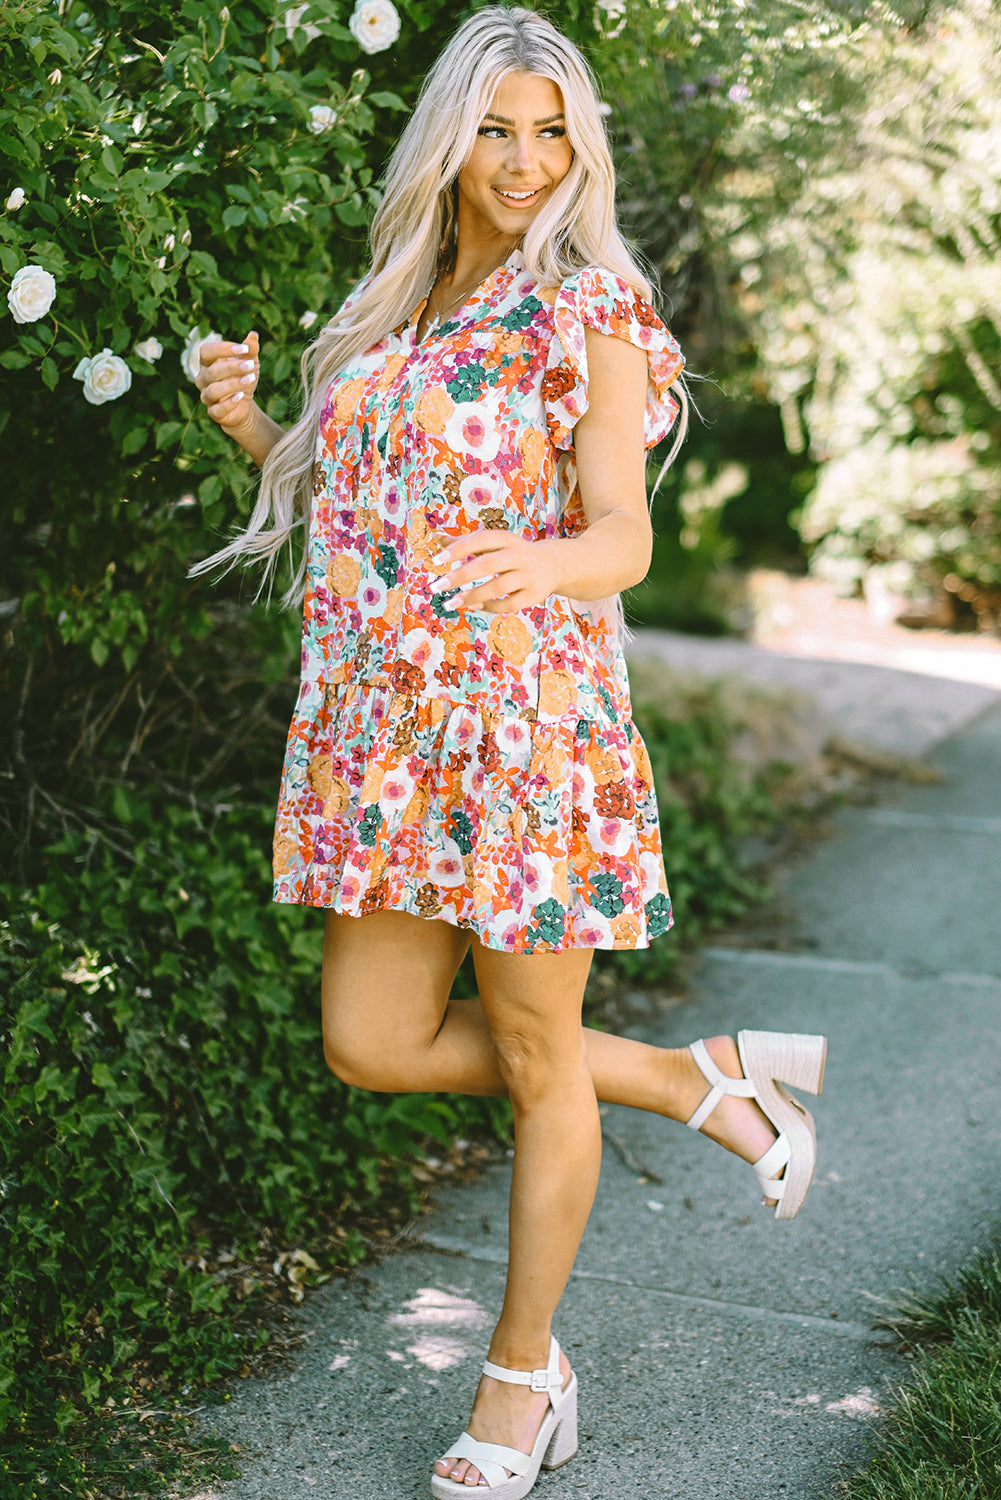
[645,892,673,937]
[597,684,618,723]
[374,543,400,589]
[358,804,382,847]
[450,808,474,856]
[499,295,544,332]
[590,871,625,919]
[530,897,566,946]
[445,362,487,403]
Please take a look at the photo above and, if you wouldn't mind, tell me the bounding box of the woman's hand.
[195,331,260,436]
[427,530,566,614]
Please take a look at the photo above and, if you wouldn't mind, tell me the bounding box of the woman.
[194,9,827,1497]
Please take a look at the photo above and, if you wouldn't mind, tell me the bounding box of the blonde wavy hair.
[193,4,688,603]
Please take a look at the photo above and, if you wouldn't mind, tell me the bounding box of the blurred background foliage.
[2,0,1000,1466]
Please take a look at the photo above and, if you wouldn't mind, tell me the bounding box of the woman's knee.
[322,1009,436,1091]
[491,1024,578,1109]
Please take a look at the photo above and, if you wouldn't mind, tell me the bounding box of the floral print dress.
[272,252,685,953]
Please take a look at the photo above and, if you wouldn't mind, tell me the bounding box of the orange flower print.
[489,614,532,666]
[334,376,367,425]
[593,779,635,818]
[538,669,576,717]
[326,553,362,597]
[307,753,332,799]
[518,427,545,485]
[414,385,454,435]
[322,776,352,817]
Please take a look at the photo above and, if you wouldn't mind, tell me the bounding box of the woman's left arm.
[545,326,652,599]
[429,329,652,611]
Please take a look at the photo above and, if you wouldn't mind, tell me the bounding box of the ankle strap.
[482,1334,562,1396]
[686,1038,757,1132]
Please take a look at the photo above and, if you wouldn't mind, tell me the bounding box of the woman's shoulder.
[553,264,660,324]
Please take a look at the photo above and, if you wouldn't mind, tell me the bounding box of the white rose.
[135,337,164,362]
[284,4,321,41]
[349,0,400,55]
[48,68,62,85]
[181,325,221,382]
[308,104,338,134]
[72,348,133,405]
[164,232,176,252]
[299,310,319,330]
[5,187,26,211]
[7,264,57,323]
[181,228,192,246]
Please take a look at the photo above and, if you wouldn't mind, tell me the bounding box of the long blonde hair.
[192,4,687,602]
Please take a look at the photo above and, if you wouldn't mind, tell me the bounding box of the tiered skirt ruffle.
[272,677,673,953]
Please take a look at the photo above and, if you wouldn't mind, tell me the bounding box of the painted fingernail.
[232,343,249,353]
[231,390,245,401]
[431,550,450,567]
[241,371,256,383]
[239,359,255,371]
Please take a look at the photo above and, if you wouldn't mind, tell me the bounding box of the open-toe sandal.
[431,1334,577,1499]
[685,1029,828,1220]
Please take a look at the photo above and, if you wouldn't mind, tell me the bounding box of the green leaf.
[40,357,59,391]
[89,636,109,666]
[222,204,247,228]
[101,144,123,177]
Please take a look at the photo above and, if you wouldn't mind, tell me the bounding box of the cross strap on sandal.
[686,1029,828,1220]
[430,1335,577,1499]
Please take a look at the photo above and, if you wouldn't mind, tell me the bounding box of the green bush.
[1,796,490,1433]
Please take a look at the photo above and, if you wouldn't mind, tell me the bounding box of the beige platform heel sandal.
[686,1030,828,1220]
[431,1335,577,1500]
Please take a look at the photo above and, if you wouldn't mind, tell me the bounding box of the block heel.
[685,1030,829,1221]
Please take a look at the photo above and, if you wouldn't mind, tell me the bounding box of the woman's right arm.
[195,331,286,469]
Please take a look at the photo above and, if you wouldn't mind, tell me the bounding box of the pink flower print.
[429,841,466,887]
[361,579,386,611]
[379,771,414,813]
[382,484,403,520]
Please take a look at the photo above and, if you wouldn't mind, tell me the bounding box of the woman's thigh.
[471,941,594,1103]
[321,909,471,1084]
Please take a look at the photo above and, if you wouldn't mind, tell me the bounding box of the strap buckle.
[530,1368,551,1393]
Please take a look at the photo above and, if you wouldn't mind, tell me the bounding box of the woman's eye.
[477,126,506,138]
[540,127,566,139]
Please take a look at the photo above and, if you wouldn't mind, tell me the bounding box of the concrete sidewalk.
[197,653,1001,1500]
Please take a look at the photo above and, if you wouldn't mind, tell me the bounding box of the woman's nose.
[506,133,538,173]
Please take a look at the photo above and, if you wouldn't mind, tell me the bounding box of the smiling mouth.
[493,186,545,205]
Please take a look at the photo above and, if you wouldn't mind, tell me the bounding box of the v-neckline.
[411,248,524,347]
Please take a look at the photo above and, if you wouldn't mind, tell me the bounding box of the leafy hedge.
[1,797,492,1435]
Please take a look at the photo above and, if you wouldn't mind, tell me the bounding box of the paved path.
[198,650,1001,1500]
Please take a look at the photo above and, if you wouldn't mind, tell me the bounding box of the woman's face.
[456,72,574,250]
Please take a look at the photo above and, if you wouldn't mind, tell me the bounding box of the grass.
[837,1249,1001,1499]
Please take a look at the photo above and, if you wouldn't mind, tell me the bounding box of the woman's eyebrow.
[483,112,566,126]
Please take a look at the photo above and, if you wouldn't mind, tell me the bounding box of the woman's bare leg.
[433,939,599,1487]
[322,911,778,1166]
[322,910,781,1488]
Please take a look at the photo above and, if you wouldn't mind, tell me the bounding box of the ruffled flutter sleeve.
[542,266,684,452]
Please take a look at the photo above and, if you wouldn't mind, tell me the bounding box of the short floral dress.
[272,251,685,953]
